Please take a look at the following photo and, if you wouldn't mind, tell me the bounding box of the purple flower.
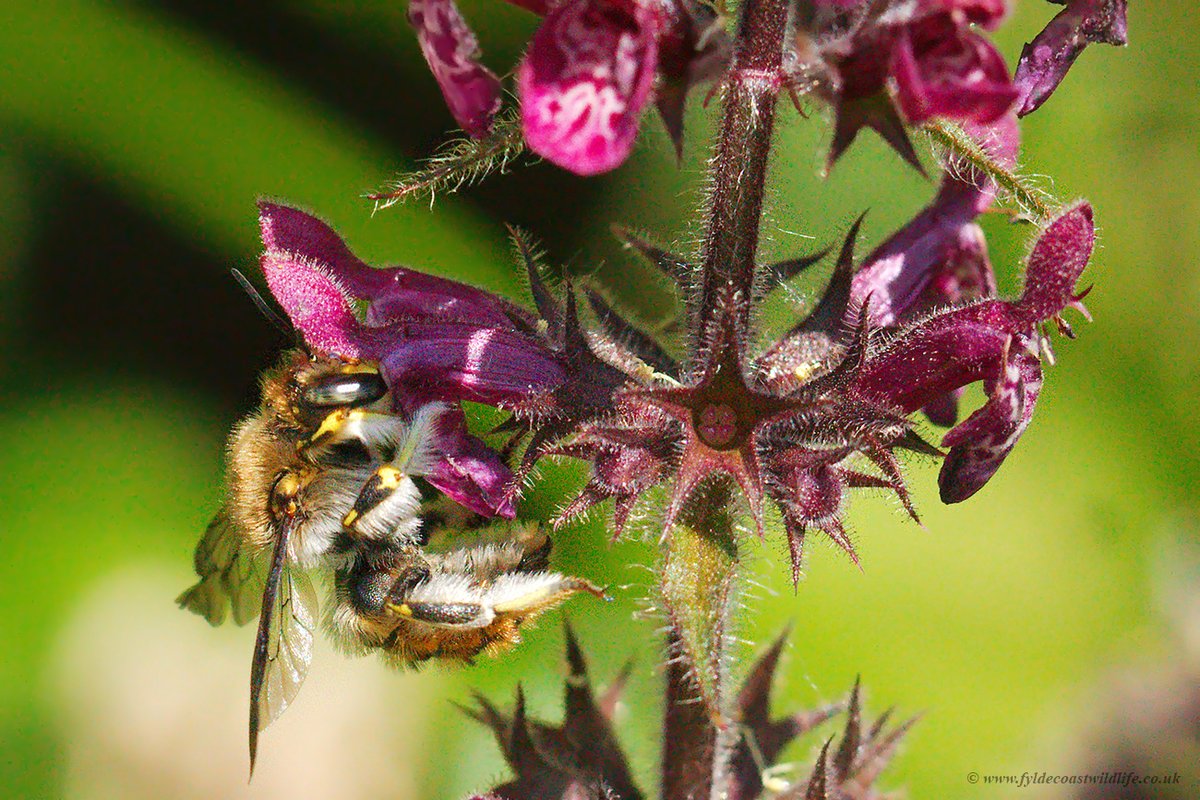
[814,0,1017,169]
[408,0,503,138]
[257,201,570,517]
[847,111,1017,424]
[500,202,1093,579]
[255,191,1094,580]
[889,10,1018,126]
[854,203,1095,502]
[518,0,664,175]
[407,0,729,174]
[1013,0,1129,116]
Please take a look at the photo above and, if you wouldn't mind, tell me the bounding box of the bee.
[329,520,588,664]
[178,348,600,770]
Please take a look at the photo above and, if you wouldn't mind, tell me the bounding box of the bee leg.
[341,405,449,541]
[388,599,489,628]
[387,564,432,603]
[341,465,424,541]
[350,558,430,615]
[489,575,608,616]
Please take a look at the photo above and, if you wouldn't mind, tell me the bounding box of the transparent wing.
[176,508,268,627]
[248,518,318,773]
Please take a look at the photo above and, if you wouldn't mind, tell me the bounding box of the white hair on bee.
[288,468,373,566]
[405,573,480,609]
[479,571,585,613]
[324,411,405,453]
[391,401,451,477]
[344,475,423,542]
[429,541,527,580]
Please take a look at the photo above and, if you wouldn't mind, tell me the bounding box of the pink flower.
[257,202,569,516]
[518,0,664,175]
[407,0,729,174]
[818,0,1017,168]
[889,11,1018,126]
[1014,0,1129,116]
[408,0,503,138]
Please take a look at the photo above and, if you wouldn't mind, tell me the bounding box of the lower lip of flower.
[697,403,738,448]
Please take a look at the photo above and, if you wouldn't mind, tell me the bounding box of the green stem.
[367,114,527,209]
[923,119,1055,221]
[659,487,739,800]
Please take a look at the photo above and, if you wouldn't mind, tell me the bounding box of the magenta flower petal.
[1014,201,1096,325]
[1014,0,1128,117]
[854,203,1095,500]
[259,202,378,288]
[854,306,1012,415]
[426,406,517,518]
[259,202,525,328]
[851,114,1017,327]
[261,252,374,359]
[518,0,661,175]
[379,321,566,407]
[890,15,1017,125]
[408,0,503,138]
[938,334,1042,502]
[258,202,566,409]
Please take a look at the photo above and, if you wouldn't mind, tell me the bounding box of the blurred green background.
[2,1,1198,798]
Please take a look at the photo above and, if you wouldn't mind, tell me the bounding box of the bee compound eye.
[302,371,388,408]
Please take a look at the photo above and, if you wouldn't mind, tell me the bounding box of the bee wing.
[248,517,318,774]
[177,508,268,627]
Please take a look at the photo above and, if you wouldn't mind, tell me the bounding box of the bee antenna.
[231,269,310,354]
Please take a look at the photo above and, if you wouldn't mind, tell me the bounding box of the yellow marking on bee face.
[308,408,367,446]
[377,466,404,489]
[342,509,359,527]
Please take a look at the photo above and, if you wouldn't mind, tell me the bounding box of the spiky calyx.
[465,630,911,800]
[254,193,1094,587]
[464,626,641,800]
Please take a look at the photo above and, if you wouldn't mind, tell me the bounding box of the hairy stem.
[660,487,739,800]
[923,119,1054,221]
[697,0,789,348]
[660,1,789,795]
[366,113,526,209]
[662,632,717,800]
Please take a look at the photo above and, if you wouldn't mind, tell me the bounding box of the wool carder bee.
[178,349,600,769]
